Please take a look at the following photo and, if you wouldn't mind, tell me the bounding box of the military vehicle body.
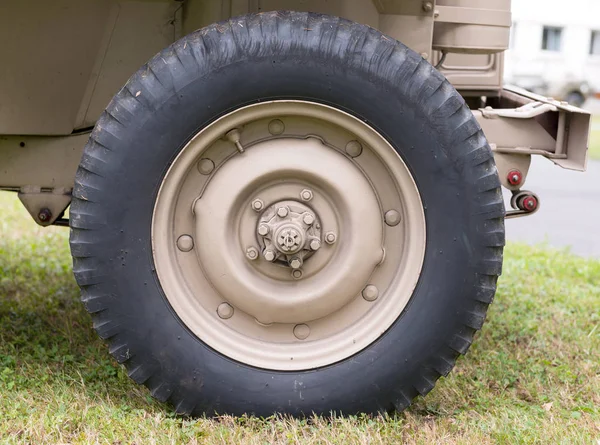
[0,0,591,416]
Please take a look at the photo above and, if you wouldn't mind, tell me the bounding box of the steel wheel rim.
[152,101,426,370]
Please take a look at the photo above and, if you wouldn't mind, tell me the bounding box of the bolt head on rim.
[325,232,337,244]
[246,247,259,261]
[300,189,313,201]
[252,198,264,211]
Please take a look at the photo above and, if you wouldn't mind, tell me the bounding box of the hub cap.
[152,101,426,370]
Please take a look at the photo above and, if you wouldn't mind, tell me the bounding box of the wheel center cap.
[275,225,304,254]
[256,199,322,268]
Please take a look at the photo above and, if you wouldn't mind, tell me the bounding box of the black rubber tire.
[70,11,505,416]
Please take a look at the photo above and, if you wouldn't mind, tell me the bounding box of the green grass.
[589,116,600,161]
[0,191,598,444]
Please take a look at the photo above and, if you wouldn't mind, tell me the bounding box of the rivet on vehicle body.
[384,210,401,227]
[325,232,337,245]
[310,239,321,251]
[258,224,270,236]
[246,247,259,261]
[293,324,310,340]
[176,235,194,252]
[422,1,433,12]
[217,303,234,319]
[303,213,315,225]
[277,207,289,218]
[289,257,303,269]
[291,269,303,280]
[507,169,523,186]
[225,128,245,153]
[300,189,313,201]
[197,158,215,175]
[251,198,264,212]
[362,285,379,302]
[268,119,285,135]
[345,140,363,158]
[264,249,276,262]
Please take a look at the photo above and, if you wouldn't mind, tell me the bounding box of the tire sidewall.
[72,13,501,415]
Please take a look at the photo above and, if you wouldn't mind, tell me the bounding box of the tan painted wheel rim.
[152,101,426,371]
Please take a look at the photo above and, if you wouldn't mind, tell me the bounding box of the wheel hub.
[257,200,322,267]
[152,101,426,370]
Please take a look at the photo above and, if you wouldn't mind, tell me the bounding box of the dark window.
[591,31,600,55]
[542,26,563,51]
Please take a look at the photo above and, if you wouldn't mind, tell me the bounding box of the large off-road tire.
[70,11,504,416]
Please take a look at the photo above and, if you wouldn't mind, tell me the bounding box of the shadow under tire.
[69,11,505,416]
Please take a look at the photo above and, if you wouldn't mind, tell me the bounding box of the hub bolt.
[289,257,303,269]
[176,235,194,252]
[251,198,264,212]
[300,189,313,201]
[246,247,259,261]
[291,269,303,280]
[507,169,523,186]
[310,239,321,251]
[217,303,234,319]
[362,285,379,302]
[384,210,401,227]
[277,207,289,218]
[325,232,337,245]
[258,224,270,236]
[264,249,276,262]
[303,213,315,225]
[293,324,310,340]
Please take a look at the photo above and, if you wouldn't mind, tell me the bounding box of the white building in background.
[505,0,600,105]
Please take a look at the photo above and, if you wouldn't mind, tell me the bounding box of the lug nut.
[325,232,337,245]
[217,303,234,319]
[176,235,194,252]
[362,285,379,302]
[258,224,270,236]
[264,249,276,262]
[300,189,313,201]
[251,198,264,212]
[293,324,310,340]
[507,169,523,186]
[291,269,303,280]
[277,207,289,218]
[310,239,321,251]
[345,140,363,158]
[38,208,52,223]
[289,257,303,269]
[197,158,215,175]
[303,213,315,225]
[246,247,259,261]
[384,210,401,227]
